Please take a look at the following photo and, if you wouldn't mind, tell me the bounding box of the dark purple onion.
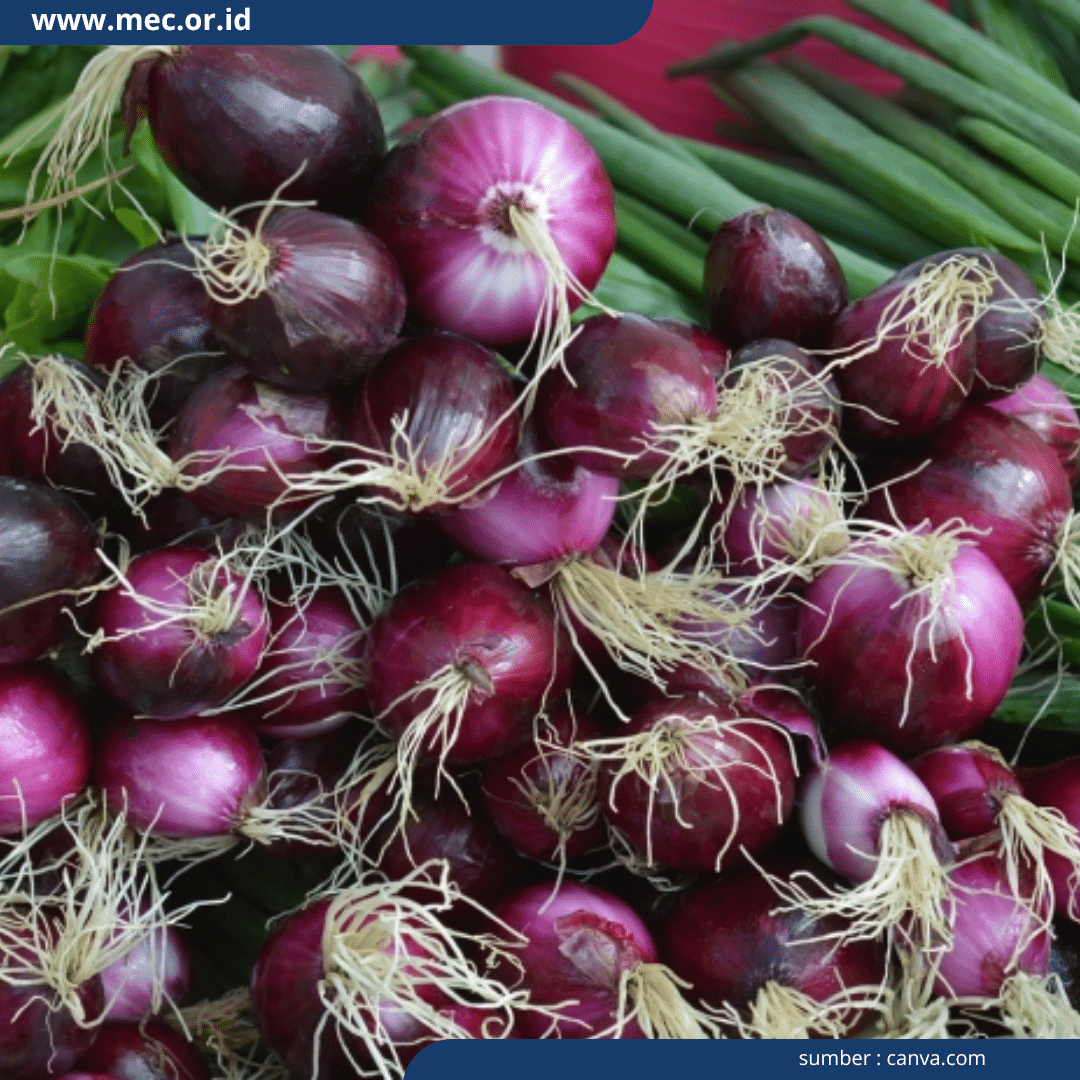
[987,372,1080,485]
[93,713,266,839]
[658,856,886,1036]
[206,208,406,391]
[536,313,717,480]
[75,1019,209,1080]
[121,489,236,555]
[345,332,520,513]
[246,589,368,738]
[0,476,101,664]
[364,563,573,766]
[83,239,225,422]
[169,364,343,521]
[704,207,847,349]
[1023,757,1080,921]
[0,664,91,835]
[124,46,385,216]
[654,319,730,379]
[438,417,619,567]
[91,545,268,720]
[863,404,1072,607]
[599,695,797,874]
[797,534,1023,755]
[886,248,1043,401]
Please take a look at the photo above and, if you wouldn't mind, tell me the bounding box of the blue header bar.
[5,0,654,45]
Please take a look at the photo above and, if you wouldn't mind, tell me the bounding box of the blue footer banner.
[407,1038,1076,1080]
[3,0,654,45]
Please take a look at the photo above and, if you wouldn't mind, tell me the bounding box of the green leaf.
[128,122,216,237]
[576,251,703,324]
[0,47,99,143]
[113,207,162,249]
[993,668,1080,731]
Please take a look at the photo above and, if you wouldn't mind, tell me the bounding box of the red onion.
[75,1019,209,1080]
[93,713,266,840]
[658,857,886,1037]
[797,528,1023,755]
[198,207,406,391]
[480,706,607,865]
[249,871,518,1079]
[654,318,730,379]
[169,365,344,522]
[91,545,268,721]
[364,563,572,784]
[98,923,192,1023]
[987,371,1080,485]
[704,207,847,349]
[0,476,101,665]
[1023,756,1080,922]
[83,238,225,423]
[240,588,367,738]
[886,248,1043,400]
[364,96,615,365]
[0,664,91,835]
[438,417,619,567]
[492,880,718,1039]
[830,252,984,441]
[593,694,797,874]
[786,739,955,954]
[343,331,520,514]
[863,404,1072,607]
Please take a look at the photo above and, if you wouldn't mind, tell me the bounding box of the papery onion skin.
[800,740,953,886]
[704,207,847,349]
[75,1019,210,1080]
[536,313,717,480]
[658,856,885,1035]
[364,563,573,765]
[491,880,655,1039]
[0,665,91,836]
[863,405,1071,608]
[345,332,519,513]
[797,539,1023,756]
[437,417,619,567]
[91,545,268,721]
[909,743,1022,841]
[1022,757,1080,921]
[0,476,101,665]
[207,208,407,391]
[126,46,386,216]
[169,364,343,522]
[987,372,1080,486]
[600,695,797,874]
[364,95,615,347]
[93,713,266,839]
[83,239,226,423]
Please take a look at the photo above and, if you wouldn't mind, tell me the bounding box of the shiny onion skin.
[0,665,92,836]
[536,313,717,480]
[654,318,730,379]
[124,46,386,215]
[0,477,101,665]
[345,332,520,513]
[97,923,193,1022]
[886,248,1042,401]
[599,695,797,874]
[1023,757,1080,920]
[169,364,343,521]
[437,417,619,567]
[797,538,1023,756]
[863,405,1072,608]
[75,1019,210,1080]
[91,546,268,721]
[704,207,847,349]
[364,563,573,766]
[658,858,886,1036]
[491,881,656,1039]
[364,96,615,347]
[206,208,407,391]
[83,239,225,422]
[93,713,266,839]
[987,372,1080,486]
[246,588,368,738]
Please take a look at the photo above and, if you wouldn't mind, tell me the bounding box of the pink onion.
[364,95,615,350]
[987,371,1080,485]
[75,1018,209,1080]
[98,924,193,1023]
[91,545,268,721]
